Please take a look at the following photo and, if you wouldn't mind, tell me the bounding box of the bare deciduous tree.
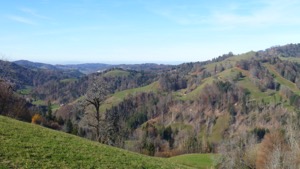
[85,77,110,142]
[216,131,258,169]
[0,80,13,115]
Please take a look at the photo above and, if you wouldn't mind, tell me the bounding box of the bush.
[31,114,44,124]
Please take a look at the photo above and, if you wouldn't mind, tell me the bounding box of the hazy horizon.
[12,59,185,65]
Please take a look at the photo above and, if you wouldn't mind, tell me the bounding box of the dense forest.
[1,43,300,168]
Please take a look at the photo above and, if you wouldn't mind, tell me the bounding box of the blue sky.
[1,0,300,64]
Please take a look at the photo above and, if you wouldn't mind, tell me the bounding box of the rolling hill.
[77,43,300,157]
[2,43,300,168]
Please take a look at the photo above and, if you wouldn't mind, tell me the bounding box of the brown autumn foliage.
[31,114,44,125]
[256,131,285,169]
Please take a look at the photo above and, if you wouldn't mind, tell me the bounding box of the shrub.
[31,114,44,124]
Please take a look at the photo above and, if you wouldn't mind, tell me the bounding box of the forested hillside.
[1,43,300,168]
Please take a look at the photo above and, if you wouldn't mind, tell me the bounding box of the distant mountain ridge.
[14,60,59,70]
[13,60,172,74]
[13,60,112,74]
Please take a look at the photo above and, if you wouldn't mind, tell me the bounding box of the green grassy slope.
[179,76,214,101]
[179,67,245,101]
[279,56,300,63]
[265,63,300,94]
[169,154,215,169]
[177,55,300,106]
[209,114,230,143]
[204,51,256,72]
[100,81,159,112]
[0,115,190,169]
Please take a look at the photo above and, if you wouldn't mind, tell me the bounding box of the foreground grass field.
[0,115,192,169]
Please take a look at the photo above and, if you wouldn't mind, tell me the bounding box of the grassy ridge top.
[0,115,189,169]
[103,69,130,77]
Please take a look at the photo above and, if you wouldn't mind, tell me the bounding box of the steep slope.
[0,115,190,169]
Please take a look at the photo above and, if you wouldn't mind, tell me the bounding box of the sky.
[0,0,300,64]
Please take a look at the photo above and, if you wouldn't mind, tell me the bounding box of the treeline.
[257,43,300,58]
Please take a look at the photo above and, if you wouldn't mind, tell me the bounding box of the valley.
[1,43,300,168]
